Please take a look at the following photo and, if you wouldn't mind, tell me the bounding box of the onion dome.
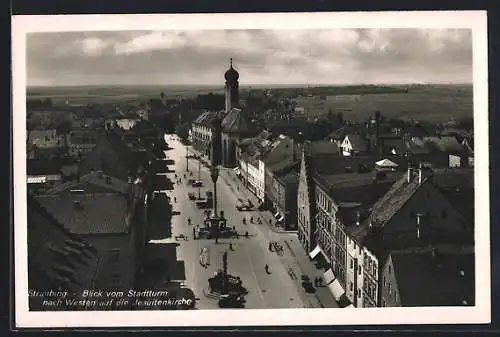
[224,58,239,82]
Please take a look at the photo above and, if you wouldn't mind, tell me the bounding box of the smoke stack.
[407,166,412,183]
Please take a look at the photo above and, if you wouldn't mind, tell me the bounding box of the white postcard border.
[12,11,490,328]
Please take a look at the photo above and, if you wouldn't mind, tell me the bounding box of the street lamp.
[210,166,220,216]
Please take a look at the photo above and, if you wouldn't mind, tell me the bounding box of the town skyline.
[27,28,473,87]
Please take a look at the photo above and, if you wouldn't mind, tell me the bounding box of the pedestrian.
[193,228,196,240]
[265,264,270,274]
[233,225,236,231]
[269,243,273,251]
[314,277,318,287]
[229,243,233,251]
[245,231,249,238]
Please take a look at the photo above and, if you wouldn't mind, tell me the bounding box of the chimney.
[416,213,422,239]
[418,162,423,184]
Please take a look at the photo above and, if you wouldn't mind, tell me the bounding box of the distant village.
[26,60,474,309]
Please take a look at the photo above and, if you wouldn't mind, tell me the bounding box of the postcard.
[12,11,490,328]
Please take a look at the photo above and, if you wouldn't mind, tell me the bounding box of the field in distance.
[26,84,473,122]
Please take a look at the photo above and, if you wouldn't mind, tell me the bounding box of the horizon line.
[27,82,473,89]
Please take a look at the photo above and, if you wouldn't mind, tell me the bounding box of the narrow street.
[149,134,338,309]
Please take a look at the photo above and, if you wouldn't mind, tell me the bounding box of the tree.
[327,108,334,122]
[336,111,344,125]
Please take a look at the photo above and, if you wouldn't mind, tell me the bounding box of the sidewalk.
[281,237,339,308]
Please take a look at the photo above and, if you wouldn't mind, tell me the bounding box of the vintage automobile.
[191,180,203,187]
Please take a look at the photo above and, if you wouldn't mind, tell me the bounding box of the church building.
[210,59,254,168]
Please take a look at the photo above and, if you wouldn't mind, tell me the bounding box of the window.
[358,265,362,275]
[388,283,392,295]
[350,282,353,291]
[350,259,354,269]
[383,277,386,287]
[388,265,391,274]
[353,243,357,250]
[358,289,361,298]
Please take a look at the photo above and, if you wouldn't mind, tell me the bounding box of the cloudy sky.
[26,29,472,87]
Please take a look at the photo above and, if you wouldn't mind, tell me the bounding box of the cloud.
[26,28,473,86]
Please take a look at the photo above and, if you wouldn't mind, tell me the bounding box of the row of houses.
[26,120,183,310]
[298,147,475,307]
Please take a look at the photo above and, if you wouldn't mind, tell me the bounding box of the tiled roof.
[308,154,375,176]
[345,134,369,151]
[391,250,475,306]
[276,171,299,186]
[36,194,131,235]
[45,171,132,196]
[368,173,424,226]
[268,157,300,174]
[193,111,217,127]
[432,168,474,226]
[221,108,250,133]
[28,196,99,291]
[27,158,77,176]
[326,126,360,140]
[423,136,464,153]
[308,140,339,155]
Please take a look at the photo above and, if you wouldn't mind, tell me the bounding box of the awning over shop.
[327,279,346,301]
[375,158,399,167]
[309,245,322,259]
[323,268,336,285]
[27,175,46,184]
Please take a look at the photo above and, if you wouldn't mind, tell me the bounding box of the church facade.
[210,59,254,168]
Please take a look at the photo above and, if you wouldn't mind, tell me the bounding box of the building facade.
[297,150,316,252]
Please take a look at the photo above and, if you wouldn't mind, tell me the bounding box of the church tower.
[224,58,239,112]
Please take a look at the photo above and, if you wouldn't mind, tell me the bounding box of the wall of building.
[346,236,365,307]
[297,153,314,252]
[362,247,380,307]
[380,254,401,307]
[87,230,137,291]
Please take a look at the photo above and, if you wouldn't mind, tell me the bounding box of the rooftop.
[391,250,475,306]
[345,134,369,151]
[35,193,132,235]
[46,171,134,196]
[276,170,299,186]
[28,197,99,291]
[308,154,375,176]
[221,108,250,134]
[193,111,218,127]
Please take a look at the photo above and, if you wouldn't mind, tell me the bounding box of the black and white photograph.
[12,11,490,327]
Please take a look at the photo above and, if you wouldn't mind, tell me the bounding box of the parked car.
[192,180,203,187]
[236,202,252,211]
